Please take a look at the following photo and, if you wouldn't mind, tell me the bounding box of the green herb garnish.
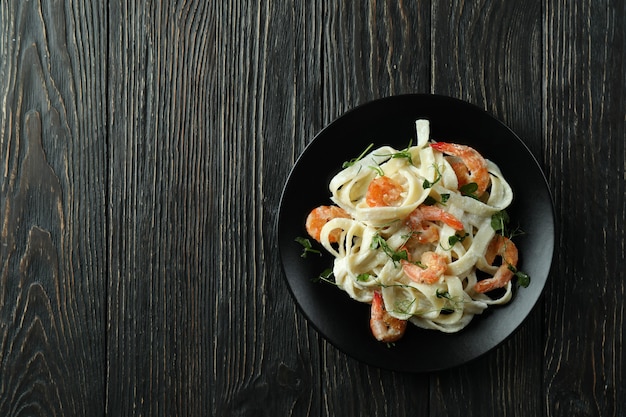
[313,268,337,285]
[436,289,451,299]
[369,165,385,176]
[490,210,510,234]
[394,298,416,314]
[439,232,468,250]
[342,143,374,168]
[422,164,443,189]
[491,211,531,287]
[460,182,479,199]
[491,210,525,239]
[508,265,531,287]
[414,260,427,269]
[448,232,468,246]
[371,233,408,265]
[435,289,461,313]
[423,193,450,206]
[356,273,371,282]
[295,236,321,258]
[375,140,414,165]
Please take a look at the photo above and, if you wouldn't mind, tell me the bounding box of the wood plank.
[544,1,625,416]
[0,0,107,415]
[105,1,215,415]
[215,1,327,415]
[430,1,544,416]
[323,0,431,121]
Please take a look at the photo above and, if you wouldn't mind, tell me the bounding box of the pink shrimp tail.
[474,235,519,293]
[370,292,407,342]
[429,142,490,196]
[407,205,464,231]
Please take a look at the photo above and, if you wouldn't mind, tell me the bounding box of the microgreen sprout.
[356,273,371,282]
[435,289,462,314]
[448,232,468,247]
[394,298,416,315]
[424,193,450,206]
[422,164,443,189]
[460,182,479,199]
[490,210,510,234]
[508,265,531,287]
[295,236,321,258]
[440,232,468,250]
[375,140,414,165]
[414,260,427,269]
[490,210,531,287]
[371,233,408,265]
[312,268,338,286]
[436,289,451,299]
[491,210,525,239]
[342,143,374,168]
[369,165,385,176]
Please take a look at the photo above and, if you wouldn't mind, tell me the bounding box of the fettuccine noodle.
[305,120,523,339]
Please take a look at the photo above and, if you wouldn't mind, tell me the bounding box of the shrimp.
[406,205,464,243]
[447,156,472,186]
[370,291,407,343]
[474,235,519,293]
[401,251,448,284]
[305,205,351,243]
[430,142,490,196]
[366,176,404,207]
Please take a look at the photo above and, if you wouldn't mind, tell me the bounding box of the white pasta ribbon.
[315,120,518,334]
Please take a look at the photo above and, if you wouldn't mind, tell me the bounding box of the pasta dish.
[303,119,528,342]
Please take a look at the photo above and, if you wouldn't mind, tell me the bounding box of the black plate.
[277,94,555,372]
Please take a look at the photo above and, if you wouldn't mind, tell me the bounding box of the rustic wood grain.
[2,0,625,416]
[105,0,216,415]
[323,0,431,120]
[0,0,107,416]
[210,1,322,415]
[544,1,625,416]
[255,1,329,416]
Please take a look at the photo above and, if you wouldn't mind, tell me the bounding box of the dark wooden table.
[1,1,624,416]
